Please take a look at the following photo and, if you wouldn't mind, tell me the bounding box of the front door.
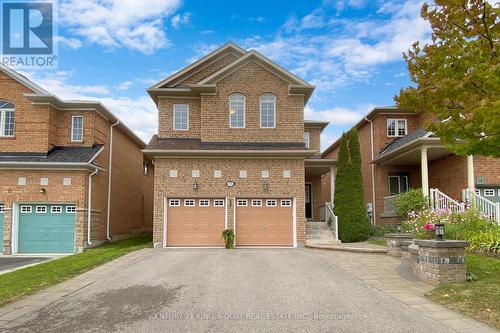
[305,184,312,220]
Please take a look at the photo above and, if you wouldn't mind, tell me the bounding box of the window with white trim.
[20,205,32,213]
[239,170,247,178]
[266,199,277,207]
[199,199,210,207]
[304,132,310,149]
[475,189,481,195]
[0,100,15,137]
[192,170,200,178]
[484,189,495,196]
[229,93,245,128]
[169,170,178,178]
[0,204,4,213]
[261,170,269,178]
[184,199,195,207]
[169,199,180,207]
[387,119,407,137]
[237,199,248,206]
[51,206,62,213]
[71,115,84,142]
[173,104,189,130]
[283,170,291,178]
[18,177,26,186]
[63,177,72,186]
[260,94,276,128]
[252,199,262,207]
[66,206,76,213]
[36,206,47,213]
[40,178,49,186]
[214,170,222,178]
[213,199,225,207]
[281,199,292,207]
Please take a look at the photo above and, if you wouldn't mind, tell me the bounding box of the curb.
[306,244,388,254]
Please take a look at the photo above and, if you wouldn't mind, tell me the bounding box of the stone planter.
[385,233,414,257]
[411,240,469,286]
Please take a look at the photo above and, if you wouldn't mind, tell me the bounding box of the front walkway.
[312,249,496,333]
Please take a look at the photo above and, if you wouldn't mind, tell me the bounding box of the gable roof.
[149,42,247,90]
[0,64,49,95]
[376,128,433,158]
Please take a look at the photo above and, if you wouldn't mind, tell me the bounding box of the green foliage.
[333,129,372,242]
[393,188,429,218]
[467,229,500,255]
[371,224,398,237]
[466,271,478,282]
[395,1,500,157]
[221,229,235,249]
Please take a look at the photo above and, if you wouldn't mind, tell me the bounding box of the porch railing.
[325,202,339,241]
[463,189,500,224]
[383,195,398,214]
[430,188,465,213]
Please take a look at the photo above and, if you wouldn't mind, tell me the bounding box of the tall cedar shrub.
[333,129,372,242]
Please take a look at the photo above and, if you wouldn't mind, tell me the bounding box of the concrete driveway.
[0,249,476,332]
[0,256,52,274]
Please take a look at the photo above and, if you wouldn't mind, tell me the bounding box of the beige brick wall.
[304,126,321,151]
[181,53,239,85]
[152,158,306,246]
[158,97,201,138]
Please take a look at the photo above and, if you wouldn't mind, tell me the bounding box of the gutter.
[364,117,376,225]
[143,149,315,158]
[371,137,443,164]
[106,121,120,240]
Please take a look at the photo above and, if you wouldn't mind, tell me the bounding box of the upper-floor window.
[387,119,407,137]
[260,94,275,128]
[0,100,15,137]
[229,93,245,128]
[173,104,189,130]
[71,115,83,142]
[304,132,310,148]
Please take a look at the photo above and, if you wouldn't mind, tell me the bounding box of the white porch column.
[467,155,475,190]
[330,166,337,203]
[421,146,429,197]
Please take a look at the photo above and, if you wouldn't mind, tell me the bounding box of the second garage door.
[236,198,293,246]
[167,198,226,247]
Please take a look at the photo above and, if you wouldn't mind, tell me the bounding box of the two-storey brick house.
[0,65,153,254]
[322,107,500,225]
[144,43,334,248]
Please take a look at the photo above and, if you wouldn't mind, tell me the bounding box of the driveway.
[0,249,485,332]
[0,256,52,274]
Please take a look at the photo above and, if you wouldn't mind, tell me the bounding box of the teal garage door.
[0,203,4,249]
[18,204,76,253]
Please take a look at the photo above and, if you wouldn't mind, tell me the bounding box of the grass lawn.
[367,239,387,247]
[426,254,500,329]
[0,235,152,306]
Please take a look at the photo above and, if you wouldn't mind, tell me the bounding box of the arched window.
[0,100,14,137]
[260,94,275,128]
[229,93,245,128]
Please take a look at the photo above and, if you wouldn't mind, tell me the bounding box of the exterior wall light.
[40,188,46,194]
[435,222,445,241]
[396,223,402,233]
[192,181,199,190]
[263,182,269,191]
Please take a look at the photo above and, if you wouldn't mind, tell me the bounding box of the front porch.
[304,158,336,222]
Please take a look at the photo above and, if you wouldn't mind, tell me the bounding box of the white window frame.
[281,199,292,207]
[199,199,210,207]
[475,189,481,195]
[261,170,270,178]
[169,170,178,178]
[0,100,15,137]
[169,199,180,207]
[191,170,200,178]
[304,132,310,148]
[20,205,32,213]
[71,115,84,142]
[484,189,495,197]
[239,170,247,178]
[283,170,291,178]
[387,119,407,137]
[63,177,72,186]
[214,170,222,178]
[237,199,248,207]
[66,206,76,213]
[252,199,262,207]
[184,199,195,207]
[229,93,245,128]
[266,199,277,207]
[0,204,4,213]
[173,104,189,131]
[213,199,225,207]
[36,206,47,213]
[17,177,26,186]
[260,94,276,128]
[40,178,49,186]
[51,206,62,214]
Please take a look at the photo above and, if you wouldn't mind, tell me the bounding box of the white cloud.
[22,70,157,142]
[59,0,182,54]
[304,104,374,125]
[171,13,191,29]
[56,36,82,49]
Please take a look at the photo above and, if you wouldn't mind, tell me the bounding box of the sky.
[22,0,433,151]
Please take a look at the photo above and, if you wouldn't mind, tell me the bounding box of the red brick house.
[322,107,500,225]
[144,43,334,248]
[0,65,153,254]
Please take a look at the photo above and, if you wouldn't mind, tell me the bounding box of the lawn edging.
[0,235,152,307]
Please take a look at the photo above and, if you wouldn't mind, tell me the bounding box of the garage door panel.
[236,199,293,246]
[167,199,225,247]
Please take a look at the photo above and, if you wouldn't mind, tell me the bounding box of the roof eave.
[143,149,316,158]
[371,137,444,164]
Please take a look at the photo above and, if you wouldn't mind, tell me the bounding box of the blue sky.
[23,0,431,150]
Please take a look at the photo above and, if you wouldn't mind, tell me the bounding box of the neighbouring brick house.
[321,107,500,225]
[144,43,334,248]
[0,65,153,254]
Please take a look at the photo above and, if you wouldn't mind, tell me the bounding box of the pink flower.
[423,223,436,231]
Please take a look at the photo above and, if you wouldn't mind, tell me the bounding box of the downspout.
[87,168,99,246]
[106,121,120,240]
[365,117,376,225]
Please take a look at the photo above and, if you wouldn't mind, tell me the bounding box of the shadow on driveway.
[0,257,52,274]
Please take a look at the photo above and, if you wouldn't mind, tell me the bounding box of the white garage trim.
[163,197,167,248]
[224,197,228,230]
[293,197,297,248]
